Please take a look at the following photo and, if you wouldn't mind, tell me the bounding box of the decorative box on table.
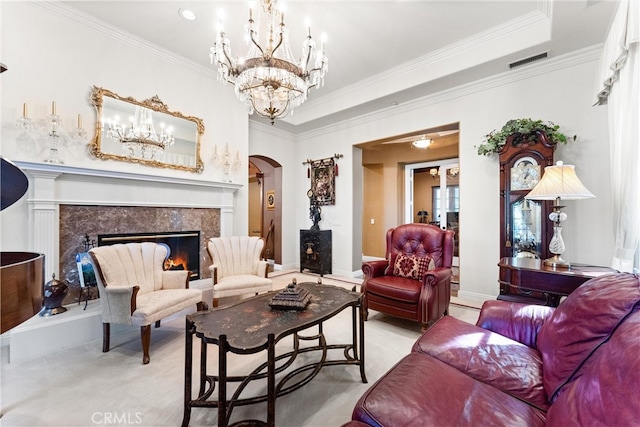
[269,278,311,310]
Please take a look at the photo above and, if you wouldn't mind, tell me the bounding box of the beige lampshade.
[526,161,595,201]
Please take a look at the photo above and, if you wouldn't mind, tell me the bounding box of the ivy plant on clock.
[477,118,576,156]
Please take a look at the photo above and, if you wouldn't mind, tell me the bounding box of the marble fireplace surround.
[59,208,215,305]
[15,161,242,305]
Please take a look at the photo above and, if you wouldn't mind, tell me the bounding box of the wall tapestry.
[305,154,342,206]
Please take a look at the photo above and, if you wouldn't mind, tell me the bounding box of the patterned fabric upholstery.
[391,253,435,280]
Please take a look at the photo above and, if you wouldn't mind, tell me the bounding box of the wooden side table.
[497,257,617,306]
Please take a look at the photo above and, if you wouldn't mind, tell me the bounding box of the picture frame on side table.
[76,252,98,309]
[76,252,97,288]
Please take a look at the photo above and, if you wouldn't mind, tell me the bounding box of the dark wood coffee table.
[182,282,366,427]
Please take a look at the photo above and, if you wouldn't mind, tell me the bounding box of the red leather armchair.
[361,223,454,331]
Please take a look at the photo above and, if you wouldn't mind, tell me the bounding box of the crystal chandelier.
[211,0,328,124]
[102,105,174,160]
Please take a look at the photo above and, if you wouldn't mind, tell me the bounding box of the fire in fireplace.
[97,231,201,280]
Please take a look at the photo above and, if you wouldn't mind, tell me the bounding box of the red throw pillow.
[392,253,435,280]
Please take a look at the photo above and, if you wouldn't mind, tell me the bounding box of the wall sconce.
[212,143,241,182]
[16,101,87,164]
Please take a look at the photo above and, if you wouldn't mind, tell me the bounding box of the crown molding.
[403,11,549,75]
[295,44,603,141]
[250,120,296,141]
[31,1,212,77]
[288,9,551,126]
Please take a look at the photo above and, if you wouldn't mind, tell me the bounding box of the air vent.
[509,52,548,69]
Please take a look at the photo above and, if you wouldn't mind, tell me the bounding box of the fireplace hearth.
[98,231,201,280]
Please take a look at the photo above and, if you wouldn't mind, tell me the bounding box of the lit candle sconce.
[71,113,88,143]
[16,101,88,164]
[16,102,36,134]
[212,142,242,182]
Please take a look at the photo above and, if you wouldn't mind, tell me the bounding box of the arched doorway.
[248,156,282,265]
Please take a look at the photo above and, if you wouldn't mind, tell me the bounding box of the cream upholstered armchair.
[89,242,206,364]
[206,236,273,307]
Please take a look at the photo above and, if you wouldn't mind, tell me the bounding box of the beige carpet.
[0,271,479,427]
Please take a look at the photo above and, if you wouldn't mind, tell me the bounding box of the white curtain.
[594,0,640,272]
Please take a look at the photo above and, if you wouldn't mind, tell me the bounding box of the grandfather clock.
[499,132,555,261]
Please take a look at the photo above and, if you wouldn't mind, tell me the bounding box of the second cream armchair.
[207,236,273,307]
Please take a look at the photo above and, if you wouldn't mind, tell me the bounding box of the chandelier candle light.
[211,0,328,124]
[101,105,174,160]
[526,161,595,269]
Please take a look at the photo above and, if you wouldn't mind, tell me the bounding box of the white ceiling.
[61,0,618,133]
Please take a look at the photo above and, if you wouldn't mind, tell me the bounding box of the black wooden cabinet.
[300,230,332,276]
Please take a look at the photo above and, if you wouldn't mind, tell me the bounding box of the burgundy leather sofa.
[345,273,640,426]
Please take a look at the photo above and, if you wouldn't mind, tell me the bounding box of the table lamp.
[526,161,594,269]
[417,210,429,223]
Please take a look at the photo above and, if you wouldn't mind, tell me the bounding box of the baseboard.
[362,255,384,263]
[456,290,494,308]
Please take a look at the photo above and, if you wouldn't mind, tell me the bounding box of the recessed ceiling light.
[179,8,196,21]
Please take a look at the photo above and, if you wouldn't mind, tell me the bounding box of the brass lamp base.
[543,255,571,270]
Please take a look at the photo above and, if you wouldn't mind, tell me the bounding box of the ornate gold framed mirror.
[89,86,204,173]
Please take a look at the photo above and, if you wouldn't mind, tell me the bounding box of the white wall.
[1,2,250,252]
[252,46,613,302]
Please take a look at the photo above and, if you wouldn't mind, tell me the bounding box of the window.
[432,185,459,225]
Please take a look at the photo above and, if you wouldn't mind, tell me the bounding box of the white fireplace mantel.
[14,161,242,279]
